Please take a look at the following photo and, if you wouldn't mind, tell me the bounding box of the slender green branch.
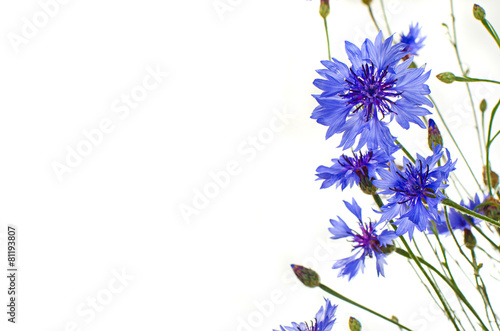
[480,17,500,50]
[379,0,391,36]
[395,139,416,163]
[429,95,482,190]
[486,99,500,195]
[442,198,500,227]
[367,5,382,33]
[450,0,485,165]
[318,283,414,330]
[323,17,331,60]
[449,76,500,85]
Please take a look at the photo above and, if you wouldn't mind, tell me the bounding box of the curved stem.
[367,5,382,33]
[323,17,331,60]
[429,95,482,190]
[442,198,500,227]
[318,283,414,331]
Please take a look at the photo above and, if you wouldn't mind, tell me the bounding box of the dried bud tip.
[362,0,372,5]
[473,4,486,20]
[436,72,456,84]
[291,264,320,288]
[482,166,499,188]
[349,317,362,331]
[319,0,330,19]
[464,229,477,250]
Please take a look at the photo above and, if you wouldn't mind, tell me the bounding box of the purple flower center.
[299,319,318,331]
[390,161,436,204]
[337,151,373,174]
[341,63,400,122]
[353,221,381,256]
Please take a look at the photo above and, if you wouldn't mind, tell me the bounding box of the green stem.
[318,283,414,331]
[452,76,500,85]
[450,0,485,166]
[371,194,460,330]
[442,198,500,227]
[481,18,500,50]
[486,99,500,195]
[379,0,391,36]
[395,139,415,163]
[429,95,482,190]
[367,5,382,33]
[323,17,331,60]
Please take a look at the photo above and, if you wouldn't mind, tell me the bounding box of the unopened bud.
[428,119,443,149]
[319,0,330,19]
[349,317,362,331]
[391,316,400,324]
[355,168,377,195]
[362,0,372,5]
[291,264,320,288]
[380,244,395,255]
[436,72,456,84]
[464,229,476,249]
[478,196,500,221]
[483,166,499,188]
[480,99,487,112]
[473,4,486,20]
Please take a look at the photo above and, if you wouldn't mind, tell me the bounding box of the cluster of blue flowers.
[311,27,467,280]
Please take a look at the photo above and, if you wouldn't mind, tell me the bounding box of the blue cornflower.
[329,199,397,280]
[315,149,391,190]
[434,194,482,234]
[400,23,426,57]
[274,298,337,331]
[374,145,456,238]
[312,31,432,152]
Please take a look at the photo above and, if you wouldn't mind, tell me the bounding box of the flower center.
[341,62,401,122]
[390,160,436,204]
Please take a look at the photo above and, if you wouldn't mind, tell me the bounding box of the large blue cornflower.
[434,194,482,234]
[312,31,432,152]
[274,298,337,331]
[374,145,456,238]
[400,23,426,57]
[329,199,397,280]
[315,148,391,190]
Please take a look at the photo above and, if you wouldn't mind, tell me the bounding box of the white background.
[1,0,500,330]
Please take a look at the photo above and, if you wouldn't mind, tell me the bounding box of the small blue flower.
[400,23,426,56]
[275,298,337,331]
[315,149,391,190]
[433,194,482,234]
[312,31,432,152]
[329,199,397,280]
[374,145,456,238]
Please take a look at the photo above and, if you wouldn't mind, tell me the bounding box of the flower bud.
[483,166,499,188]
[380,244,395,255]
[464,229,477,250]
[319,0,330,19]
[428,119,443,150]
[362,0,372,5]
[349,317,362,331]
[478,196,500,221]
[436,72,456,84]
[291,264,320,288]
[480,99,487,112]
[355,168,377,195]
[473,4,486,20]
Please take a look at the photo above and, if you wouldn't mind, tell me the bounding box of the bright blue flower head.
[316,149,391,190]
[312,31,432,152]
[329,199,397,280]
[374,145,456,238]
[400,23,426,56]
[274,298,337,331]
[434,194,482,234]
